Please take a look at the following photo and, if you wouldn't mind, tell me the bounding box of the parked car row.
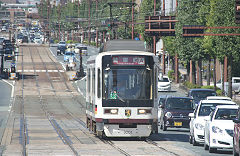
[158,87,240,154]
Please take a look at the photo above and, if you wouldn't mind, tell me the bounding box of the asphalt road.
[0,79,12,154]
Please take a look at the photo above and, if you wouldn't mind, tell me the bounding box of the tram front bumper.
[103,124,152,137]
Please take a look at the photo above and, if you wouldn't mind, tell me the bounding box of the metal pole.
[131,0,134,40]
[153,0,156,55]
[78,0,80,42]
[58,6,61,41]
[88,0,91,45]
[96,0,98,47]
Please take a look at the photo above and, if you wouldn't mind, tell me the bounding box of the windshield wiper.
[116,94,125,103]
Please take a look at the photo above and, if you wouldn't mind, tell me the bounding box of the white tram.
[86,50,159,138]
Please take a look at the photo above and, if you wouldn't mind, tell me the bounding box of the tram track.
[42,47,182,156]
[15,46,181,156]
[19,47,28,156]
[42,47,137,155]
[145,138,180,156]
[32,47,79,156]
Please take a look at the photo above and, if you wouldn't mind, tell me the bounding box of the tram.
[86,40,159,138]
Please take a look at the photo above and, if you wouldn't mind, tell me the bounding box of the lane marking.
[1,79,15,111]
[49,48,66,70]
[75,76,86,98]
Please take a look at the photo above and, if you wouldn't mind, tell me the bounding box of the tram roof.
[99,40,148,52]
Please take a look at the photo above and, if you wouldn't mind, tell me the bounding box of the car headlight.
[138,109,151,114]
[195,123,204,130]
[212,126,223,134]
[165,112,172,119]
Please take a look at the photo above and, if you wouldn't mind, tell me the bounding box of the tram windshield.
[103,69,152,100]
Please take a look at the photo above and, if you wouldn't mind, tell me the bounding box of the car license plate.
[174,122,182,127]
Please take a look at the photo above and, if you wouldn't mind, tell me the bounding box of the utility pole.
[96,0,98,47]
[58,5,61,41]
[131,0,134,40]
[88,0,91,45]
[78,0,80,42]
[153,0,156,55]
[47,0,50,43]
[175,0,179,83]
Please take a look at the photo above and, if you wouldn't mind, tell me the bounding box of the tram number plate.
[174,122,182,127]
[124,130,133,134]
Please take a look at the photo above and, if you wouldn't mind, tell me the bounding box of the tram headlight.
[104,109,118,114]
[138,109,151,115]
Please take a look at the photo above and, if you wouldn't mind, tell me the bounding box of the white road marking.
[1,79,14,111]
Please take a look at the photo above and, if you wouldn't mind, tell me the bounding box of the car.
[1,26,7,32]
[233,107,240,156]
[204,105,238,153]
[57,45,66,55]
[187,89,217,105]
[22,36,28,43]
[75,44,88,55]
[189,99,237,146]
[58,41,66,47]
[206,96,232,101]
[216,77,240,94]
[158,75,171,91]
[34,37,42,44]
[64,50,76,62]
[159,96,194,131]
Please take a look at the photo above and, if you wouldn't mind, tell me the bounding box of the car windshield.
[214,109,237,120]
[166,98,194,110]
[59,42,65,44]
[65,52,74,56]
[198,103,235,116]
[191,91,216,99]
[158,77,169,82]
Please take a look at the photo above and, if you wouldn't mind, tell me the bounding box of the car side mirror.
[233,118,240,123]
[159,105,164,109]
[189,113,194,118]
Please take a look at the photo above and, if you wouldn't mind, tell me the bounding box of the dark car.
[3,39,11,45]
[233,107,240,156]
[159,97,194,131]
[57,45,66,55]
[22,36,28,43]
[187,89,217,105]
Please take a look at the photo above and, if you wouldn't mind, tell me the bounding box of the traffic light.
[182,25,204,37]
[236,0,240,23]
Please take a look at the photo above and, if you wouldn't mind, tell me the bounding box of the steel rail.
[20,47,28,156]
[145,138,180,156]
[31,47,79,156]
[100,139,131,156]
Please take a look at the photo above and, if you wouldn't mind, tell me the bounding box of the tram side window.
[92,69,95,97]
[154,68,157,98]
[87,69,91,94]
[97,68,101,98]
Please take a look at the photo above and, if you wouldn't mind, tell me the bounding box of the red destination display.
[112,56,145,66]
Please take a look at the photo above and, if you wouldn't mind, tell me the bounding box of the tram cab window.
[103,69,151,100]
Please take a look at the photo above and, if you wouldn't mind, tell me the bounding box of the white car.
[158,76,171,91]
[34,37,42,44]
[216,77,240,93]
[206,96,232,101]
[189,100,237,146]
[204,105,238,153]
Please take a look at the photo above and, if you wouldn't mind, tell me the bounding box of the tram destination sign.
[112,56,145,66]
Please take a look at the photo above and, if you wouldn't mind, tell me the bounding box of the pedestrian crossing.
[17,70,65,73]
